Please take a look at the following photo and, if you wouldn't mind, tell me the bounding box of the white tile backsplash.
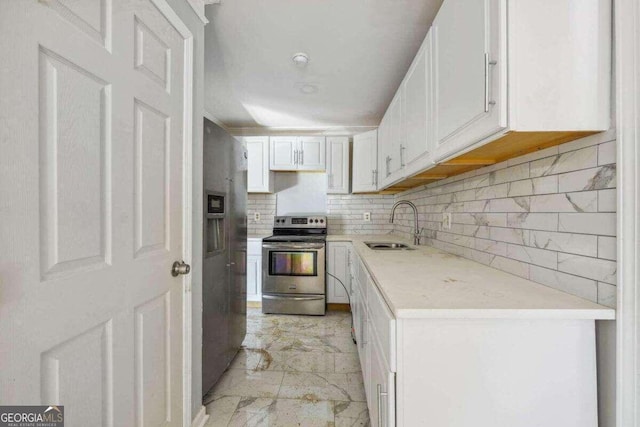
[249,135,617,308]
[392,136,617,307]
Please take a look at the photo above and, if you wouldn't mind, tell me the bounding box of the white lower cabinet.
[347,245,600,427]
[247,238,262,302]
[326,242,351,303]
[347,250,395,427]
[369,331,395,427]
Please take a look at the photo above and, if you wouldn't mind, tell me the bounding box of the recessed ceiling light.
[300,84,318,94]
[292,52,310,67]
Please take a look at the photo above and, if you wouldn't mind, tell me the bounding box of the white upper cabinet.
[326,136,350,194]
[298,136,326,171]
[402,30,435,177]
[270,136,298,170]
[374,0,610,191]
[270,136,326,171]
[353,130,378,193]
[432,0,610,163]
[378,91,404,189]
[245,136,274,193]
[432,0,507,161]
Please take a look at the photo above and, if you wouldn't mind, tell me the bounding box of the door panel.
[134,100,171,257]
[41,321,113,427]
[134,293,172,427]
[0,1,188,425]
[39,47,110,279]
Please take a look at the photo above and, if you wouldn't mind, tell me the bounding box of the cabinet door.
[298,136,326,171]
[356,286,370,402]
[270,136,298,170]
[387,92,404,177]
[433,0,506,161]
[326,242,351,303]
[378,92,404,188]
[246,255,262,301]
[246,137,273,192]
[326,137,350,194]
[403,30,435,176]
[369,334,395,427]
[377,114,389,188]
[352,130,378,193]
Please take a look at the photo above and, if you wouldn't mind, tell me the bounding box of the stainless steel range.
[262,215,327,315]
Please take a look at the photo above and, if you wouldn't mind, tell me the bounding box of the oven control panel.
[274,215,326,228]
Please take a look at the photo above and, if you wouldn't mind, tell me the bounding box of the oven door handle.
[262,243,324,250]
[263,295,325,301]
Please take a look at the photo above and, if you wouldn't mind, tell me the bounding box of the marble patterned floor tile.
[269,335,358,354]
[334,353,361,374]
[300,322,355,338]
[278,372,366,402]
[227,397,335,427]
[259,351,336,373]
[204,396,241,427]
[241,333,280,350]
[333,401,370,427]
[206,308,369,425]
[211,369,284,399]
[228,349,263,371]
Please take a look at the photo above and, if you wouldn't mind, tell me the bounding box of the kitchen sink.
[364,242,414,250]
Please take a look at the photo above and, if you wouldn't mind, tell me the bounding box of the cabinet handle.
[484,53,497,112]
[300,149,304,165]
[400,144,406,167]
[371,170,375,186]
[385,156,391,177]
[377,384,388,427]
[294,149,298,165]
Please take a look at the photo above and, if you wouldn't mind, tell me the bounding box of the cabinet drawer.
[248,238,262,255]
[366,278,396,372]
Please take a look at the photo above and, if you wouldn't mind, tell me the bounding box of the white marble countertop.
[327,234,615,320]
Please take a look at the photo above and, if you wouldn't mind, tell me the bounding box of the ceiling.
[204,0,443,134]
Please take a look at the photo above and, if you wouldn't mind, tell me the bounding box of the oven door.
[262,242,325,295]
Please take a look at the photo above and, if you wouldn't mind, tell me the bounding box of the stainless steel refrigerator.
[202,118,247,397]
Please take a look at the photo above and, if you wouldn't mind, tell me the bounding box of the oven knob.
[320,219,324,223]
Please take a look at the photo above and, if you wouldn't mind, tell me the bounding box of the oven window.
[269,251,317,276]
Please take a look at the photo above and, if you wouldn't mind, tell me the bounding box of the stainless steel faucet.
[389,200,421,245]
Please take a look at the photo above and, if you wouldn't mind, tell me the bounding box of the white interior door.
[0,1,190,426]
